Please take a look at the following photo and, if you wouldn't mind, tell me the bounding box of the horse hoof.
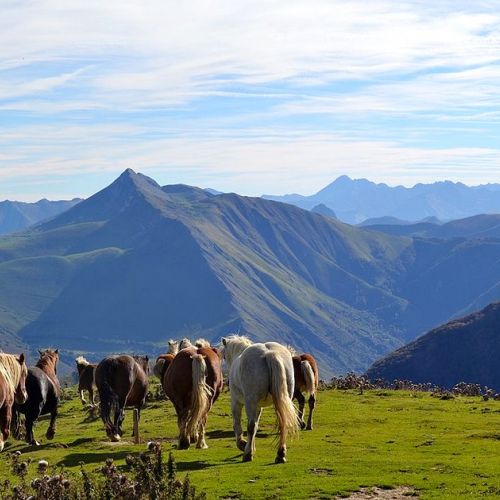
[196,443,209,449]
[111,434,121,442]
[46,430,55,440]
[275,456,286,464]
[30,441,41,447]
[300,421,306,430]
[306,425,313,431]
[237,439,247,452]
[242,453,253,462]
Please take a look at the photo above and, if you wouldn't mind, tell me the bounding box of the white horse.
[221,335,298,463]
[168,340,180,355]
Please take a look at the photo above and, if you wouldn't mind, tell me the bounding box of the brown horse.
[163,347,223,449]
[292,353,319,430]
[75,356,97,406]
[153,354,175,381]
[0,353,28,451]
[94,355,149,442]
[13,349,61,445]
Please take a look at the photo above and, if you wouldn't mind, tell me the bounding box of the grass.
[1,387,500,499]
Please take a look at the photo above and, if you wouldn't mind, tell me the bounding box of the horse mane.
[194,338,210,348]
[75,356,90,367]
[179,338,193,350]
[0,353,26,394]
[221,335,253,365]
[286,345,297,356]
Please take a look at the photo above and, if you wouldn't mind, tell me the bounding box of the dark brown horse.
[163,347,223,449]
[292,353,319,430]
[94,355,149,442]
[75,356,97,406]
[13,349,61,445]
[0,353,28,452]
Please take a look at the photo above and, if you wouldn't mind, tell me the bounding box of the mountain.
[359,216,413,227]
[0,198,82,235]
[366,302,500,390]
[311,204,337,218]
[263,176,500,224]
[363,214,500,239]
[0,169,499,377]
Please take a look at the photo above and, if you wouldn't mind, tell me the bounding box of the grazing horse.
[95,355,149,442]
[292,353,319,430]
[0,353,28,451]
[163,346,223,449]
[221,335,298,463]
[75,356,97,406]
[14,349,61,446]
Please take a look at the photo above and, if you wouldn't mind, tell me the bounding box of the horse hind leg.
[79,387,86,405]
[196,415,208,449]
[178,408,190,450]
[231,399,246,452]
[46,406,58,440]
[306,393,316,431]
[295,390,306,430]
[242,403,262,462]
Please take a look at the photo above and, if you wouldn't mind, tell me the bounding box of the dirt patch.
[337,486,418,499]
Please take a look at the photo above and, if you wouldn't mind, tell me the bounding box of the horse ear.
[222,337,227,346]
[18,353,25,364]
[38,349,43,356]
[145,355,149,362]
[54,349,59,354]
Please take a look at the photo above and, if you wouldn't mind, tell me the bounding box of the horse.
[178,338,193,350]
[168,340,179,355]
[194,338,210,348]
[292,353,319,430]
[153,353,175,380]
[94,355,149,442]
[221,335,298,463]
[163,346,223,449]
[0,353,28,451]
[75,356,97,407]
[13,349,61,446]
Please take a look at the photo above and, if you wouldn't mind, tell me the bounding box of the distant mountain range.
[263,176,500,224]
[362,214,500,239]
[0,199,82,235]
[0,170,499,377]
[366,302,500,390]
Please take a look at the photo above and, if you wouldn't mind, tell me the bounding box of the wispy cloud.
[1,1,500,199]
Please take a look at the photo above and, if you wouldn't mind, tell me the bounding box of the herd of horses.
[0,337,318,463]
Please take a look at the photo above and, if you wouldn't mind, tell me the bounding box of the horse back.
[17,367,58,415]
[78,364,96,390]
[164,347,223,407]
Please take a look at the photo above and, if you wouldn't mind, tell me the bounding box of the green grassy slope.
[2,388,499,499]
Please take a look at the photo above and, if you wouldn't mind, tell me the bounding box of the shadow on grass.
[57,450,131,467]
[205,429,234,439]
[176,460,219,472]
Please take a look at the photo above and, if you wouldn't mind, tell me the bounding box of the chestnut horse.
[13,349,61,446]
[95,355,149,442]
[163,346,223,449]
[221,335,298,463]
[0,353,28,451]
[75,356,97,406]
[292,353,319,430]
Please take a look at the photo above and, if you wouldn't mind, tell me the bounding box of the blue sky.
[1,0,500,200]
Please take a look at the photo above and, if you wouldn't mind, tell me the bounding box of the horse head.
[220,335,253,367]
[37,348,59,374]
[167,340,179,355]
[14,353,28,404]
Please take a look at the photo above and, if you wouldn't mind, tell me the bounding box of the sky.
[1,0,500,201]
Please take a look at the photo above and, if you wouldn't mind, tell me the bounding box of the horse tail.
[184,354,211,439]
[266,352,299,441]
[301,360,316,395]
[96,362,118,437]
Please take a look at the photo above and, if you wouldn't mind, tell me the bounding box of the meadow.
[1,385,499,499]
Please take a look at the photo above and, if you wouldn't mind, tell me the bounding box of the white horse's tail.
[184,354,211,438]
[301,360,316,395]
[266,352,299,441]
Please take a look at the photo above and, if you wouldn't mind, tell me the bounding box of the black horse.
[13,349,61,446]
